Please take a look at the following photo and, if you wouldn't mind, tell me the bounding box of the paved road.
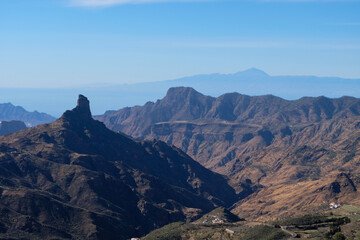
[281,226,298,239]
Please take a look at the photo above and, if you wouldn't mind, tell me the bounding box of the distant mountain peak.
[0,102,56,127]
[165,87,203,99]
[167,86,198,94]
[235,68,269,77]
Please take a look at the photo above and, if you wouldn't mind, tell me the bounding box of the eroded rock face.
[96,88,360,172]
[0,95,238,239]
[75,94,92,118]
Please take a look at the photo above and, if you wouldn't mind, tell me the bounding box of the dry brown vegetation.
[97,87,360,220]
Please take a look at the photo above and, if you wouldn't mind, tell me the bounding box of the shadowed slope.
[0,95,238,239]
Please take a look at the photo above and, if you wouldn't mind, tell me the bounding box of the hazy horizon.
[1,68,360,117]
[1,0,360,88]
[0,68,359,89]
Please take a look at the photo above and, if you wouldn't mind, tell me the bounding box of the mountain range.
[1,68,360,117]
[0,95,237,239]
[0,102,55,127]
[1,87,360,238]
[97,87,360,220]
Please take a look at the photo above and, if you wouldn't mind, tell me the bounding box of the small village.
[329,202,341,209]
[202,215,225,224]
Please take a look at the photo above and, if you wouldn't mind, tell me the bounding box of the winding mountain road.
[281,226,298,239]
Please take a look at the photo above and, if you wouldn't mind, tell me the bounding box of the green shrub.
[142,222,196,240]
[242,225,286,240]
[333,232,346,240]
[275,215,329,226]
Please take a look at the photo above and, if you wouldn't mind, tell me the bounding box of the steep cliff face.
[0,95,238,239]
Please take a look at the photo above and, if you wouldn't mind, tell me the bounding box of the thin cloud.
[272,0,358,1]
[171,40,360,50]
[69,0,360,7]
[69,0,207,7]
[335,22,360,26]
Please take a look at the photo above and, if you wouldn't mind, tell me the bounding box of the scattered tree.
[333,232,346,240]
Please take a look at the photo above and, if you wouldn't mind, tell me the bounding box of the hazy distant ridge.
[0,102,56,127]
[0,68,359,116]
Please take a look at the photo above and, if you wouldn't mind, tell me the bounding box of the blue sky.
[0,0,360,88]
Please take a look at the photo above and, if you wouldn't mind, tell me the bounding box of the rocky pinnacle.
[75,94,92,118]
